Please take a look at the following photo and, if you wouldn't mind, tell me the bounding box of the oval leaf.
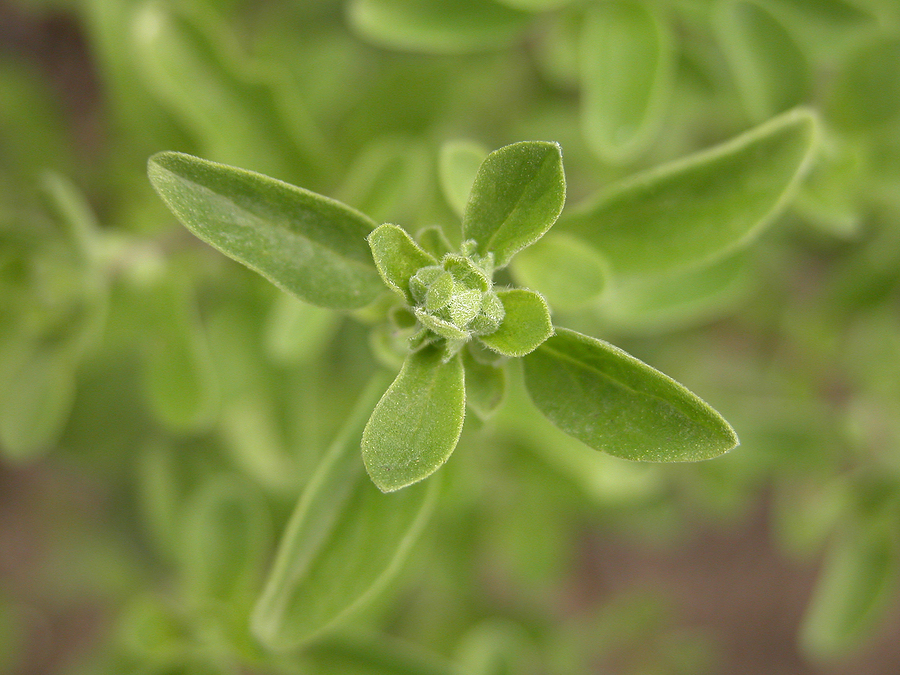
[522,328,738,461]
[368,223,438,304]
[509,232,607,311]
[477,289,552,357]
[348,0,531,54]
[362,347,465,492]
[463,141,566,268]
[439,140,488,219]
[252,376,439,649]
[716,0,811,122]
[148,151,381,309]
[562,108,818,278]
[580,0,675,162]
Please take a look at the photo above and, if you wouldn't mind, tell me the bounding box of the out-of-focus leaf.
[462,348,506,420]
[523,328,739,461]
[562,108,818,277]
[800,522,899,660]
[510,232,607,311]
[438,140,488,219]
[580,0,674,162]
[347,0,532,54]
[453,620,539,675]
[307,633,455,675]
[263,293,340,365]
[716,0,811,122]
[463,141,565,268]
[827,34,900,133]
[362,347,465,492]
[148,151,381,309]
[252,376,439,649]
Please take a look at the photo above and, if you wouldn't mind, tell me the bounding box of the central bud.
[407,241,504,354]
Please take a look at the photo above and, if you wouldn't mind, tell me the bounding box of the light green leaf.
[347,0,532,54]
[416,225,454,259]
[509,232,607,311]
[522,328,738,461]
[563,108,818,277]
[439,140,488,219]
[368,224,437,304]
[800,523,898,660]
[462,349,506,420]
[580,0,674,162]
[362,347,465,492]
[477,289,552,357]
[495,0,573,10]
[252,376,439,649]
[181,475,273,609]
[463,141,566,268]
[716,0,811,122]
[264,294,340,365]
[148,151,381,309]
[827,35,900,133]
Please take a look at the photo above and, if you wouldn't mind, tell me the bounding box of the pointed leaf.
[562,108,818,277]
[368,224,438,304]
[439,140,488,219]
[252,377,438,649]
[463,141,565,268]
[478,289,552,357]
[580,0,674,162]
[522,328,738,461]
[148,151,381,309]
[716,0,811,122]
[348,0,531,54]
[509,232,607,311]
[362,347,465,492]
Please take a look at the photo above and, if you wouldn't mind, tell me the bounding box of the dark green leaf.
[368,223,437,304]
[347,0,532,54]
[252,376,439,649]
[562,108,818,277]
[362,347,465,492]
[580,0,674,162]
[463,141,566,268]
[522,328,738,461]
[148,151,381,309]
[477,289,552,357]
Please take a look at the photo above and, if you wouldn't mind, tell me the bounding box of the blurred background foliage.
[1,0,900,673]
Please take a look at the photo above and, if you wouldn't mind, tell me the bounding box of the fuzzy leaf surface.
[478,289,552,357]
[362,347,465,492]
[368,223,437,304]
[463,141,565,268]
[563,108,817,277]
[148,151,381,309]
[522,328,738,461]
[252,377,438,650]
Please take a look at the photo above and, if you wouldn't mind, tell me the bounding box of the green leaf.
[580,0,674,162]
[463,141,566,268]
[827,35,900,133]
[416,225,454,259]
[252,376,439,649]
[362,347,465,492]
[462,348,506,420]
[562,108,818,278]
[438,140,488,219]
[264,294,341,365]
[307,633,455,675]
[148,151,382,309]
[368,223,437,305]
[800,523,898,660]
[477,289,552,357]
[181,475,273,609]
[522,328,738,461]
[716,0,811,123]
[509,232,607,311]
[347,0,532,54]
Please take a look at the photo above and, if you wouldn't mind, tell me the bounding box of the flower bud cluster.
[407,242,503,355]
